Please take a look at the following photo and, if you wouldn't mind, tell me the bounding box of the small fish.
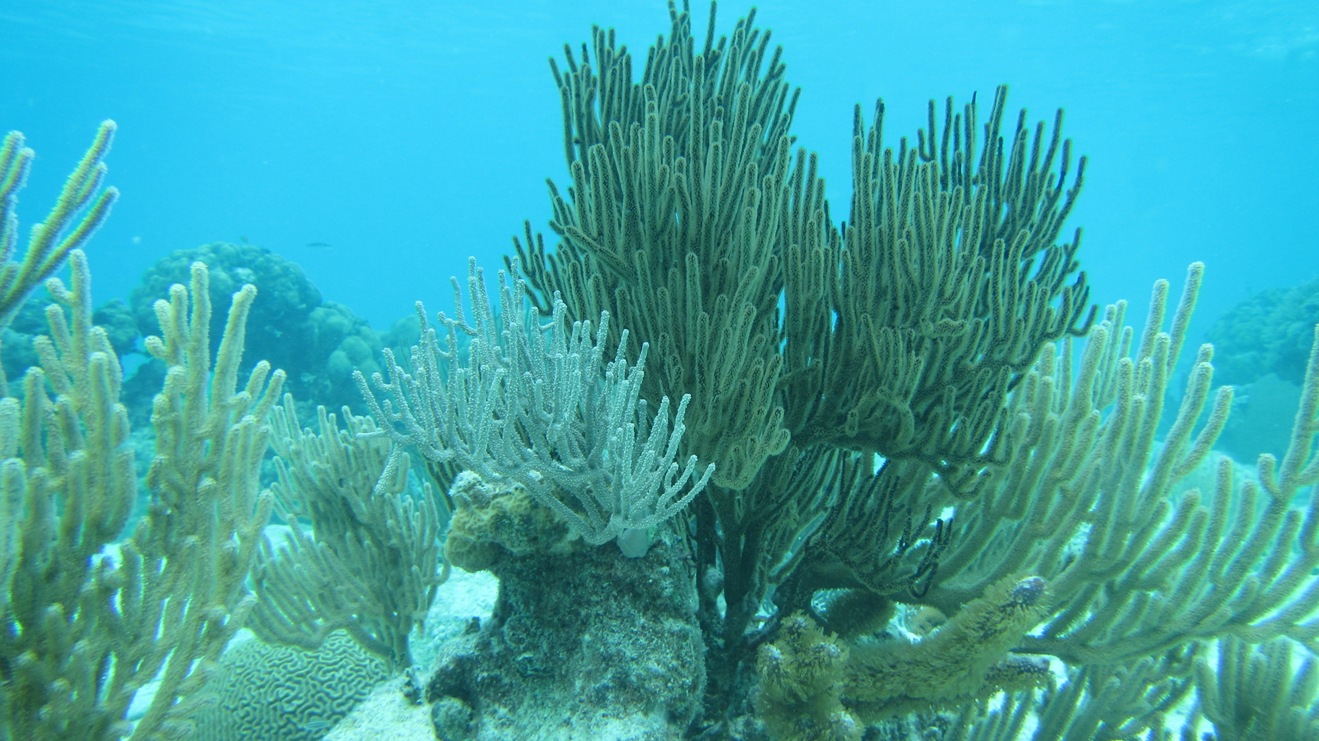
[301,718,334,734]
[304,241,332,249]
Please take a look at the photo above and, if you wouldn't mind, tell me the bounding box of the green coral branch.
[795,89,1093,482]
[520,3,796,491]
[913,261,1319,671]
[249,395,448,670]
[0,250,138,738]
[0,121,118,330]
[1,250,284,740]
[1192,637,1319,738]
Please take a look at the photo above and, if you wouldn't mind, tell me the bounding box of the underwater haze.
[3,0,1316,335]
[9,2,1319,739]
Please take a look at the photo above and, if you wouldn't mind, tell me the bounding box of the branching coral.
[357,259,714,555]
[1,250,283,739]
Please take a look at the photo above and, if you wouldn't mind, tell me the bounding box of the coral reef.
[1205,277,1319,388]
[1200,277,1319,462]
[7,4,1319,739]
[127,240,384,421]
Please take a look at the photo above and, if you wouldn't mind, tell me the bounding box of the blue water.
[3,0,1316,339]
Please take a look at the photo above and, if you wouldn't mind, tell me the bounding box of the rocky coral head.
[443,470,577,574]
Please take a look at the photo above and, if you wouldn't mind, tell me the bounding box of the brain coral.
[192,631,390,741]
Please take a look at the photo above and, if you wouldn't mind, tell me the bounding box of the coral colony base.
[3,3,1319,740]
